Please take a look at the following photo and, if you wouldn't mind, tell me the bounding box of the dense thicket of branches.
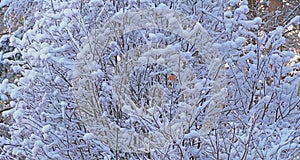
[0,0,299,159]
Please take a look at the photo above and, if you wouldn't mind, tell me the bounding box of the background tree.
[247,0,299,53]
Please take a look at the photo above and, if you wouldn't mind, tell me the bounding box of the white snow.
[12,65,23,73]
[63,9,74,17]
[54,76,62,84]
[41,125,52,133]
[0,0,10,7]
[224,11,233,18]
[235,37,246,45]
[184,130,200,139]
[60,101,67,107]
[290,15,300,25]
[83,133,95,141]
[0,94,8,101]
[12,108,24,122]
[253,17,262,25]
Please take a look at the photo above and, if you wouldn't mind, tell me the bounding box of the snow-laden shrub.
[0,0,299,159]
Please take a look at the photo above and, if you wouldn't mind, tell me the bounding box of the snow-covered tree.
[0,0,299,159]
[0,0,113,159]
[212,0,300,159]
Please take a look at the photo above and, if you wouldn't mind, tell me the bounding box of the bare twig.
[0,106,13,114]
